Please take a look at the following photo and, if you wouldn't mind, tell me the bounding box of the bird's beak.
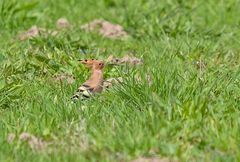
[78,59,87,64]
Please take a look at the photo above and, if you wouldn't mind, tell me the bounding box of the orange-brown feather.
[71,60,105,101]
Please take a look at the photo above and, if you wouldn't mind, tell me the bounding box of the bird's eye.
[99,63,102,65]
[85,59,88,62]
[92,59,94,60]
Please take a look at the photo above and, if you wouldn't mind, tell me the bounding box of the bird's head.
[79,59,104,70]
[79,59,96,68]
[92,60,105,70]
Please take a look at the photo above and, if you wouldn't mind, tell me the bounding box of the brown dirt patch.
[81,19,128,39]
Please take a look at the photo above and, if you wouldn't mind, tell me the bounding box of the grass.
[0,0,240,161]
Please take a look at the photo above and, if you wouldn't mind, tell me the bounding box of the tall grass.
[0,0,240,161]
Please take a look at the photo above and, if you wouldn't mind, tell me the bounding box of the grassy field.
[0,0,240,161]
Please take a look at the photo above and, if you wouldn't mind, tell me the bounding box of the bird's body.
[83,69,104,92]
[71,59,105,101]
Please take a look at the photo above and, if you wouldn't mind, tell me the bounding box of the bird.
[71,59,105,101]
[78,59,96,69]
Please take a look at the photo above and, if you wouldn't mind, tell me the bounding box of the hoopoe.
[71,59,105,101]
[79,59,96,69]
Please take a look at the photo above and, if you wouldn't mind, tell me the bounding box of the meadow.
[0,0,240,161]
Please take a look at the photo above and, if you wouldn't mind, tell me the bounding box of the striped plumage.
[71,59,104,101]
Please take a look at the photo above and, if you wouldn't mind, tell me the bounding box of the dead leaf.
[103,77,123,89]
[7,133,16,144]
[53,73,75,84]
[19,132,49,151]
[56,18,71,29]
[81,19,128,39]
[195,60,207,70]
[194,58,207,82]
[131,157,177,162]
[19,26,58,41]
[107,55,143,65]
[135,74,153,86]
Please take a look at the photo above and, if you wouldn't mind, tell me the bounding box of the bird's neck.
[89,69,103,81]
